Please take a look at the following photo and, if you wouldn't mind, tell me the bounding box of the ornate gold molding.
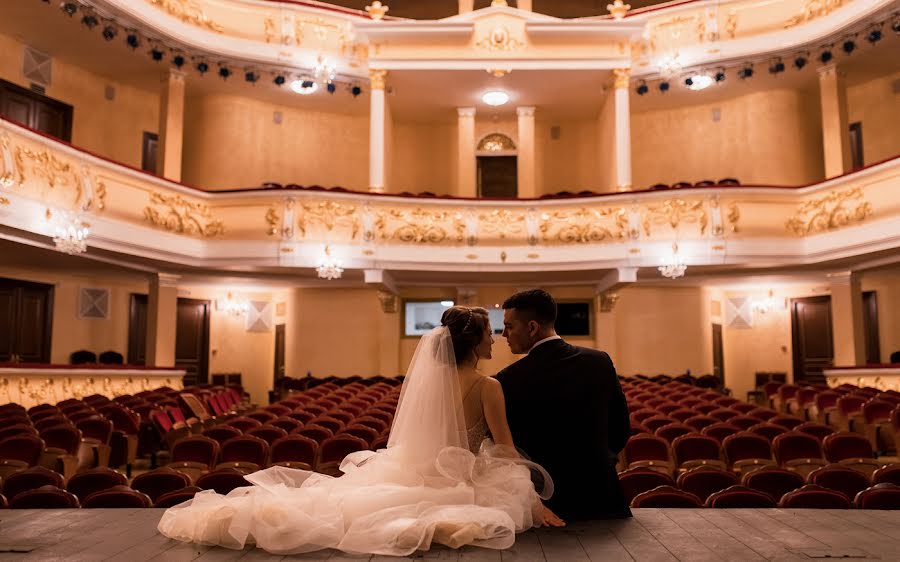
[17,147,72,190]
[727,203,740,233]
[148,0,224,32]
[369,69,387,91]
[377,291,398,313]
[479,209,524,239]
[643,199,708,237]
[265,207,279,236]
[144,192,225,237]
[785,188,872,236]
[380,208,463,244]
[786,0,846,28]
[476,26,524,52]
[607,0,630,20]
[612,68,631,89]
[365,1,389,20]
[540,208,627,244]
[0,134,22,188]
[297,200,359,239]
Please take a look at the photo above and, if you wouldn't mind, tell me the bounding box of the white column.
[458,0,474,13]
[145,273,179,367]
[517,106,536,199]
[818,64,851,178]
[829,271,866,366]
[157,70,186,181]
[457,107,476,197]
[613,68,632,192]
[369,69,387,193]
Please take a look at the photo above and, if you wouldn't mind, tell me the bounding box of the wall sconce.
[219,292,249,316]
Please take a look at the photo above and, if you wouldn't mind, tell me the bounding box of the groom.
[496,289,631,520]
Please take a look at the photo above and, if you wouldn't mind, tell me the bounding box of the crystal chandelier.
[52,211,90,255]
[221,292,249,316]
[316,245,343,280]
[658,242,687,279]
[314,56,336,85]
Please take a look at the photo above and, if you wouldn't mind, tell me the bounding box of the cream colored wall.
[847,71,900,166]
[861,270,900,363]
[390,121,456,195]
[631,88,824,188]
[181,94,369,190]
[595,93,617,193]
[0,32,159,169]
[536,118,600,195]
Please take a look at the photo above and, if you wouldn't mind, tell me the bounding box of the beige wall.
[847,70,900,166]
[390,121,456,195]
[0,32,159,170]
[182,94,369,190]
[536,118,600,195]
[595,93,617,193]
[631,88,825,188]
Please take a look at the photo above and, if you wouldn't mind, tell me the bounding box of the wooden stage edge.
[1,508,900,561]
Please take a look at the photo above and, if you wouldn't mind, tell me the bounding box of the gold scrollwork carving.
[144,192,225,237]
[786,0,846,28]
[540,208,627,244]
[643,199,708,237]
[148,0,224,32]
[380,208,463,244]
[16,147,72,190]
[0,133,22,187]
[648,15,706,52]
[297,200,359,239]
[727,203,740,233]
[476,25,524,52]
[265,207,279,236]
[785,188,872,236]
[479,209,524,239]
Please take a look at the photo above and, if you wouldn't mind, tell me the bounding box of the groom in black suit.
[495,289,631,520]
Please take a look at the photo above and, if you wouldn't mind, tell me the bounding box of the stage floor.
[1,508,899,561]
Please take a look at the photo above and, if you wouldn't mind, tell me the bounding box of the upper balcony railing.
[1,117,898,277]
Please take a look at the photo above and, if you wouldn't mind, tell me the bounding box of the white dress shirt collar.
[528,335,562,354]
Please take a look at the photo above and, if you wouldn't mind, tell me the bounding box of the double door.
[0,277,53,363]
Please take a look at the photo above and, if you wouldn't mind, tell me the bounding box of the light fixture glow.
[440,300,455,307]
[658,242,687,279]
[686,73,714,91]
[316,245,343,280]
[290,80,318,95]
[482,90,509,106]
[51,210,90,255]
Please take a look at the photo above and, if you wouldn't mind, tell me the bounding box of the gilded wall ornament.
[477,133,516,152]
[148,0,224,32]
[540,208,627,244]
[0,133,22,187]
[369,69,387,90]
[265,207,279,236]
[785,188,872,236]
[297,200,359,239]
[648,15,706,52]
[642,199,708,237]
[365,1,389,20]
[476,26,523,52]
[727,203,740,233]
[16,147,72,190]
[786,0,846,28]
[479,209,524,239]
[144,192,225,237]
[381,208,463,244]
[612,68,631,90]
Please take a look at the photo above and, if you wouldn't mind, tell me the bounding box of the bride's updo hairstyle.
[441,306,490,365]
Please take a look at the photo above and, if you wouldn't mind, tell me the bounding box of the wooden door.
[791,296,834,384]
[0,277,53,363]
[477,156,518,198]
[175,298,210,386]
[274,324,286,386]
[127,294,148,365]
[712,323,724,383]
[0,79,73,141]
[863,291,881,364]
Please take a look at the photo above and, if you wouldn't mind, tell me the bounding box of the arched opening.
[476,133,517,198]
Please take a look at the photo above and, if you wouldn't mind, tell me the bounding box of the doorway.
[863,291,880,364]
[711,323,724,383]
[790,296,834,384]
[0,277,53,363]
[477,156,517,198]
[128,295,210,384]
[274,324,286,387]
[0,78,73,142]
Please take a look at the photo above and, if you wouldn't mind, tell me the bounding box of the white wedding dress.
[157,327,552,556]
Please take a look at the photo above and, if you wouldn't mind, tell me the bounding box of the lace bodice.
[466,416,488,453]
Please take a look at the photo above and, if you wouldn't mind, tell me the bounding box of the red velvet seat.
[683,415,718,432]
[701,423,742,443]
[672,433,724,471]
[309,416,345,434]
[853,483,900,509]
[10,485,80,508]
[654,423,693,444]
[3,466,64,502]
[693,404,719,415]
[203,425,243,445]
[34,416,69,432]
[83,485,152,508]
[270,435,318,469]
[246,411,278,425]
[154,486,202,508]
[341,425,379,447]
[288,409,316,424]
[324,410,354,425]
[167,435,220,483]
[131,467,193,502]
[352,415,389,434]
[617,467,675,504]
[246,426,289,446]
[677,466,737,502]
[747,408,778,421]
[742,467,805,502]
[727,415,764,430]
[705,485,776,508]
[0,424,37,442]
[623,433,671,473]
[708,408,741,423]
[748,422,788,442]
[631,485,702,508]
[264,404,292,417]
[772,431,827,477]
[795,422,835,442]
[722,431,775,474]
[769,415,805,430]
[196,468,248,495]
[218,435,269,472]
[293,424,334,443]
[317,434,369,475]
[224,417,263,433]
[731,402,758,414]
[630,408,661,424]
[643,415,678,432]
[808,465,871,502]
[269,417,304,434]
[822,432,882,476]
[0,434,45,478]
[872,463,900,486]
[66,466,127,502]
[778,484,851,509]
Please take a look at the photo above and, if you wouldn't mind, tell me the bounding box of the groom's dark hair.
[502,289,557,326]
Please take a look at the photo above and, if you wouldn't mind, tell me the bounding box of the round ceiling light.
[290,79,318,95]
[482,90,509,106]
[685,73,714,91]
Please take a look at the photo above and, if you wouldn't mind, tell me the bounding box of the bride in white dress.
[158,306,563,556]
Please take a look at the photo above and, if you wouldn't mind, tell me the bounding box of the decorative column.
[613,68,633,192]
[457,107,476,197]
[829,271,866,366]
[594,291,619,356]
[369,69,388,193]
[157,70,185,181]
[818,64,851,178]
[145,273,179,367]
[516,106,536,198]
[458,0,474,13]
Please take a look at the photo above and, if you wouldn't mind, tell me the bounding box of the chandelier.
[658,242,687,279]
[316,245,343,280]
[52,211,90,255]
[221,292,249,316]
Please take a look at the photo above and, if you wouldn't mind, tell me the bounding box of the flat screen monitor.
[555,302,591,336]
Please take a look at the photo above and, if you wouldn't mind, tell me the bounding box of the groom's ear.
[527,320,540,338]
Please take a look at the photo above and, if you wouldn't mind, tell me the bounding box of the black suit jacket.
[496,339,631,520]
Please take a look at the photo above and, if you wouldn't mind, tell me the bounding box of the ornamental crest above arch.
[477,133,516,152]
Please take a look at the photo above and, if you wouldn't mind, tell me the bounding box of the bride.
[158,305,563,556]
